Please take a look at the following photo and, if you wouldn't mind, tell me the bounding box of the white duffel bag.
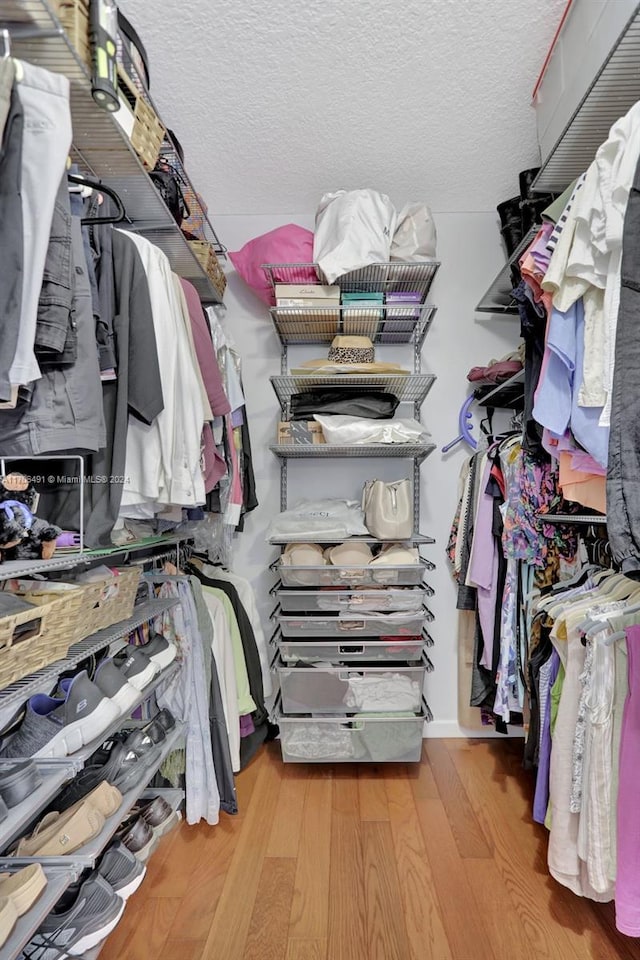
[313,189,397,283]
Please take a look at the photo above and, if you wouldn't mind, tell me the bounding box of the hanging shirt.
[118,231,206,513]
[533,299,609,469]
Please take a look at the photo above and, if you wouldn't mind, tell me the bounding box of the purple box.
[381,291,423,341]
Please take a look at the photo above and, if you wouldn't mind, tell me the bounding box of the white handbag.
[362,479,413,540]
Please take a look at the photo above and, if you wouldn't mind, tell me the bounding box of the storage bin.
[0,582,87,688]
[188,240,227,300]
[276,586,429,613]
[52,0,91,69]
[115,65,165,170]
[275,656,428,714]
[276,633,426,664]
[277,611,426,638]
[276,558,429,588]
[80,567,141,635]
[276,697,430,763]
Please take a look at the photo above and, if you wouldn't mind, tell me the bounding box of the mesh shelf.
[0,0,225,301]
[263,261,440,299]
[0,598,178,715]
[269,533,436,546]
[270,374,436,409]
[1,864,81,960]
[269,304,436,346]
[270,443,436,462]
[0,535,186,582]
[541,513,607,525]
[475,228,538,314]
[474,370,525,409]
[0,759,79,855]
[533,7,640,193]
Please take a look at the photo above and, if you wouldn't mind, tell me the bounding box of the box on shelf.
[381,291,423,340]
[341,292,384,337]
[273,285,340,340]
[275,284,340,307]
[277,422,326,445]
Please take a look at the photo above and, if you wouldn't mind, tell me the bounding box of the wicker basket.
[81,567,141,637]
[188,240,227,300]
[116,65,165,170]
[51,0,91,69]
[0,585,85,689]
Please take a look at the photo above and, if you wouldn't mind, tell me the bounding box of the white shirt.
[118,232,206,514]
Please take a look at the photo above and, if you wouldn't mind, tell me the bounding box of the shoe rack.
[0,544,187,960]
[262,260,440,763]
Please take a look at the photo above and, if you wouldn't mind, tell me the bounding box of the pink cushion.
[228,224,317,305]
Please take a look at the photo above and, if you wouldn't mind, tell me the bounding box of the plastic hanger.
[67,173,126,225]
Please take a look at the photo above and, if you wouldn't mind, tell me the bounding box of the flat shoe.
[0,896,18,948]
[0,864,47,915]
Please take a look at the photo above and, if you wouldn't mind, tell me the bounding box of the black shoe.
[142,718,166,745]
[153,709,175,733]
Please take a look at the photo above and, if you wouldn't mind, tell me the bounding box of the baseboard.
[423,719,525,739]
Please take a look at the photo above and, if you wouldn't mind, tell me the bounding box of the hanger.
[67,173,126,225]
[1,28,9,59]
[442,394,477,453]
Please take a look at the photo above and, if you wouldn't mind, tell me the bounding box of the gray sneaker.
[97,841,146,900]
[113,647,159,691]
[0,672,120,759]
[21,874,124,959]
[141,634,178,670]
[93,658,140,717]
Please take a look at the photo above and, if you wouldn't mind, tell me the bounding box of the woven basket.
[81,567,141,636]
[51,0,91,69]
[188,240,227,299]
[0,585,85,689]
[117,66,165,170]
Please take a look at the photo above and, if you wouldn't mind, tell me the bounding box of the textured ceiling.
[121,0,567,216]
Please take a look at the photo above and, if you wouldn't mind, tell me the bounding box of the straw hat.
[295,335,407,375]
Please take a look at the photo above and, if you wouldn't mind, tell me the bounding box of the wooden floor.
[101,739,640,960]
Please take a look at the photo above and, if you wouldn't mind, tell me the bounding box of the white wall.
[217,212,519,736]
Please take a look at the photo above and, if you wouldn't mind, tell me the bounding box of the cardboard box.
[341,292,384,336]
[275,284,340,307]
[380,291,423,341]
[277,421,326,445]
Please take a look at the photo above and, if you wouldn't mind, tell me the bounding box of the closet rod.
[0,24,61,47]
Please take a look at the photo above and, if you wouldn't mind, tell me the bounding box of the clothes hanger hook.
[1,29,10,60]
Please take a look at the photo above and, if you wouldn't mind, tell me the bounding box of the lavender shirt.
[533,649,561,824]
[467,452,499,670]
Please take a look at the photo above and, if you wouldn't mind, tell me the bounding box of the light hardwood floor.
[100,739,640,960]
